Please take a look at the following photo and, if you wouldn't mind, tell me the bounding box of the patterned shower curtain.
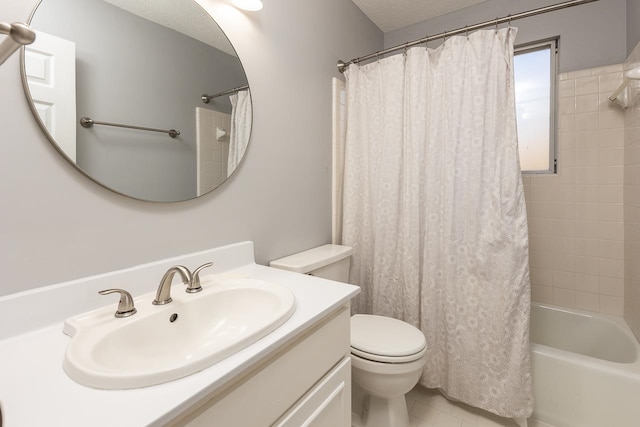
[228,90,252,177]
[342,28,533,418]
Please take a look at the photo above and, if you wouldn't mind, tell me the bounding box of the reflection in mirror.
[22,0,252,202]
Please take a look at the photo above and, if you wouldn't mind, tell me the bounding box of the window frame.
[514,38,559,174]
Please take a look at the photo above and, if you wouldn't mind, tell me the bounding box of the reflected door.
[24,31,76,161]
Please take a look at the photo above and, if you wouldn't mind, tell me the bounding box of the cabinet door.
[274,357,351,427]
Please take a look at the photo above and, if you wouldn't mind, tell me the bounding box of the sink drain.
[170,313,178,322]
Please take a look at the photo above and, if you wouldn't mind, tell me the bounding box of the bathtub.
[530,302,640,427]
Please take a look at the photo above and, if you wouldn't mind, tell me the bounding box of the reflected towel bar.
[0,21,36,66]
[80,117,180,138]
[202,85,249,104]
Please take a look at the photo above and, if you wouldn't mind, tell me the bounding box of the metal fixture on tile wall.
[0,21,36,66]
[216,127,228,141]
[609,67,640,108]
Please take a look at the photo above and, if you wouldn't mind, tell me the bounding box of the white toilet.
[270,244,427,427]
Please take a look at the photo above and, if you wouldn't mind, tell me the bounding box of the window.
[514,39,558,173]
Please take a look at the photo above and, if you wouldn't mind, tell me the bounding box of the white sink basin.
[62,277,296,389]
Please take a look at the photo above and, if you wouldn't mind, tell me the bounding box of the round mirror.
[22,0,252,202]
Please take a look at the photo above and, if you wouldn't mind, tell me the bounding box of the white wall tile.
[575,130,599,149]
[574,148,599,166]
[575,112,599,131]
[575,291,600,311]
[599,110,625,129]
[575,273,600,293]
[598,166,623,184]
[599,276,624,296]
[598,148,624,166]
[598,73,624,93]
[598,128,624,148]
[559,80,576,97]
[552,253,575,272]
[591,64,623,75]
[553,288,576,308]
[575,94,599,113]
[600,295,624,315]
[558,114,575,132]
[575,76,599,95]
[532,285,554,304]
[599,239,624,259]
[575,256,600,276]
[566,69,592,79]
[559,97,576,115]
[527,63,626,314]
[575,238,600,257]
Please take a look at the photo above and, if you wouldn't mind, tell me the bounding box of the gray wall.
[628,0,640,54]
[0,0,382,296]
[32,0,247,202]
[384,0,628,73]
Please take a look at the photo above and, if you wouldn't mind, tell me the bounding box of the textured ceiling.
[103,0,237,57]
[352,0,489,32]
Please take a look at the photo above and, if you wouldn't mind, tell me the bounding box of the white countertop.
[0,243,359,426]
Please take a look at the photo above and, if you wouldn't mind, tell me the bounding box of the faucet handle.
[187,262,214,293]
[99,289,137,318]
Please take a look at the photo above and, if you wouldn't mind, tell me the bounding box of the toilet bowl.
[270,244,427,427]
[350,314,427,427]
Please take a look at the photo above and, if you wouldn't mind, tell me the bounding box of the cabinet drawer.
[274,356,351,427]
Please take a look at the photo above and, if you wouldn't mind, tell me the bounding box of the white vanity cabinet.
[170,305,352,427]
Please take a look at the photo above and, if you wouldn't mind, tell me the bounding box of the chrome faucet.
[153,265,192,305]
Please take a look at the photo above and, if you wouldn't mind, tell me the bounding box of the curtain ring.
[424,35,430,49]
[443,29,447,41]
[508,14,513,27]
[404,42,410,56]
[495,17,499,32]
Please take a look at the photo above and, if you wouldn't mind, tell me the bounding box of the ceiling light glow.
[231,0,263,11]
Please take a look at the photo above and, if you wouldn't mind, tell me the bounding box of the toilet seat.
[350,314,427,363]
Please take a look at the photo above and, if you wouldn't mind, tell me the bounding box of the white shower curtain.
[227,90,252,177]
[342,28,533,418]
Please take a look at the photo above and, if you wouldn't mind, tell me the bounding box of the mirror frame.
[21,0,253,203]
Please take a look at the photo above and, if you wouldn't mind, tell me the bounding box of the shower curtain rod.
[202,84,249,104]
[337,0,600,73]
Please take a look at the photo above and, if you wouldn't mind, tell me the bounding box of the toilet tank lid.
[269,244,353,273]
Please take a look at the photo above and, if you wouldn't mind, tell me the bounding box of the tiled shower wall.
[624,43,640,339]
[524,64,626,315]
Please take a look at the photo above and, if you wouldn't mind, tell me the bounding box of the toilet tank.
[269,244,353,282]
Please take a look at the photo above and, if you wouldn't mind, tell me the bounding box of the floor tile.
[405,386,558,427]
[451,402,483,423]
[477,415,506,427]
[435,411,463,427]
[428,394,454,413]
[411,401,440,424]
[527,420,556,427]
[410,415,422,427]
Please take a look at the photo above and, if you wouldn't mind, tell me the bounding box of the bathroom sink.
[62,277,296,389]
